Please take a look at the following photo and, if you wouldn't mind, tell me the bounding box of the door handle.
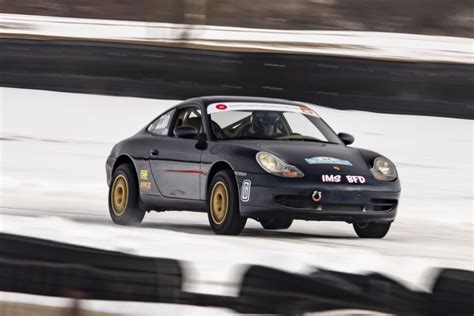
[150,149,159,157]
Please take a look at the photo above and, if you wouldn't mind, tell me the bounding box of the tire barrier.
[237,265,474,315]
[0,233,472,315]
[430,269,474,316]
[238,265,429,315]
[1,38,473,119]
[0,233,183,304]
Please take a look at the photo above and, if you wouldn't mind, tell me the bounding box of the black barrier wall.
[1,38,473,119]
[0,233,183,303]
[0,233,473,315]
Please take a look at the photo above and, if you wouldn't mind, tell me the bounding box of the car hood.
[255,141,372,176]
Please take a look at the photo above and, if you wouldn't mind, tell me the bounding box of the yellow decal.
[140,181,151,190]
[140,169,149,180]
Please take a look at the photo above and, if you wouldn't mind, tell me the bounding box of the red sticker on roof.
[216,104,228,110]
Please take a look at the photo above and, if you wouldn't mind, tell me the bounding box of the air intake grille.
[274,195,363,211]
[274,195,397,212]
[366,199,397,211]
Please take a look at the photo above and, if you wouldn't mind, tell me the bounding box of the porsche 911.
[106,96,400,238]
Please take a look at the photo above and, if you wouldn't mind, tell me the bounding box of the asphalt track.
[1,38,473,119]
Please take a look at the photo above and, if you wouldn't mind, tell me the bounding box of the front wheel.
[109,164,145,225]
[353,222,391,238]
[207,170,247,235]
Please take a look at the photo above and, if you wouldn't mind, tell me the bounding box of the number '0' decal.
[241,180,251,202]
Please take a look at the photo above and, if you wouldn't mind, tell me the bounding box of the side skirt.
[140,193,207,212]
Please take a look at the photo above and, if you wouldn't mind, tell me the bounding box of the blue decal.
[305,156,352,166]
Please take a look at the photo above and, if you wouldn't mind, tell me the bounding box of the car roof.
[184,96,309,107]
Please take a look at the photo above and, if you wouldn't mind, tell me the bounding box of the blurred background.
[1,0,473,37]
[0,1,473,315]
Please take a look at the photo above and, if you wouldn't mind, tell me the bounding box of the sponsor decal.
[140,169,149,180]
[346,175,366,184]
[312,191,322,202]
[241,179,251,202]
[305,156,352,166]
[140,181,152,190]
[322,174,366,184]
[322,174,342,183]
[207,102,319,117]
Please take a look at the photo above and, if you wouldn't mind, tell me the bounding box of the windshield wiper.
[226,136,274,140]
[278,135,324,142]
[291,139,328,143]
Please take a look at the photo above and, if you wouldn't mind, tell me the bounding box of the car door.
[149,106,204,200]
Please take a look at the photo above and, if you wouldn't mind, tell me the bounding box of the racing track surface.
[0,38,473,119]
[1,88,472,297]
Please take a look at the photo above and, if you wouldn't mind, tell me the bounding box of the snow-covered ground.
[1,13,473,63]
[0,87,473,314]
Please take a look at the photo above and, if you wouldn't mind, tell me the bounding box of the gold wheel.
[210,181,229,225]
[111,175,129,216]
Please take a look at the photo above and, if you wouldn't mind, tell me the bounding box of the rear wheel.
[207,170,247,235]
[260,217,293,230]
[109,164,145,225]
[353,222,391,238]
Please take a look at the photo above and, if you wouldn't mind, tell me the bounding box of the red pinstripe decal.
[165,169,207,175]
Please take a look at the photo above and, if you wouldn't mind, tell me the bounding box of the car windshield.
[207,102,342,144]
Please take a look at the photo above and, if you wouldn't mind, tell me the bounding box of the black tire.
[260,217,293,230]
[207,170,247,235]
[108,164,145,225]
[353,222,391,238]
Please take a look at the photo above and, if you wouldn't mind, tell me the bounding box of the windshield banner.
[207,102,319,117]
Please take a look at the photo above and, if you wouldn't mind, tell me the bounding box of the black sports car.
[106,96,400,238]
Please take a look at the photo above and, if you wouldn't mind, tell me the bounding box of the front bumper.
[237,173,400,223]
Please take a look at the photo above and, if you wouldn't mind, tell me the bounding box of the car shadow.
[69,215,358,240]
[139,222,358,240]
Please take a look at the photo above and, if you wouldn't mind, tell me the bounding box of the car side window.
[148,109,174,136]
[173,107,202,135]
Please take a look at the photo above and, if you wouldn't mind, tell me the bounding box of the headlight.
[371,157,397,181]
[256,152,304,178]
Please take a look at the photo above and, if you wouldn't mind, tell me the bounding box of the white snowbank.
[0,13,473,63]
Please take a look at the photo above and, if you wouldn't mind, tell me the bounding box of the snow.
[0,87,473,313]
[1,88,472,222]
[1,13,473,64]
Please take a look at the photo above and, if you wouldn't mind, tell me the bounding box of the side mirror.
[174,125,199,139]
[338,132,354,145]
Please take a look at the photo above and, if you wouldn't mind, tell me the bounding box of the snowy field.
[1,13,473,63]
[0,87,473,314]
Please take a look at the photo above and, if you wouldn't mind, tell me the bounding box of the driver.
[242,111,284,138]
